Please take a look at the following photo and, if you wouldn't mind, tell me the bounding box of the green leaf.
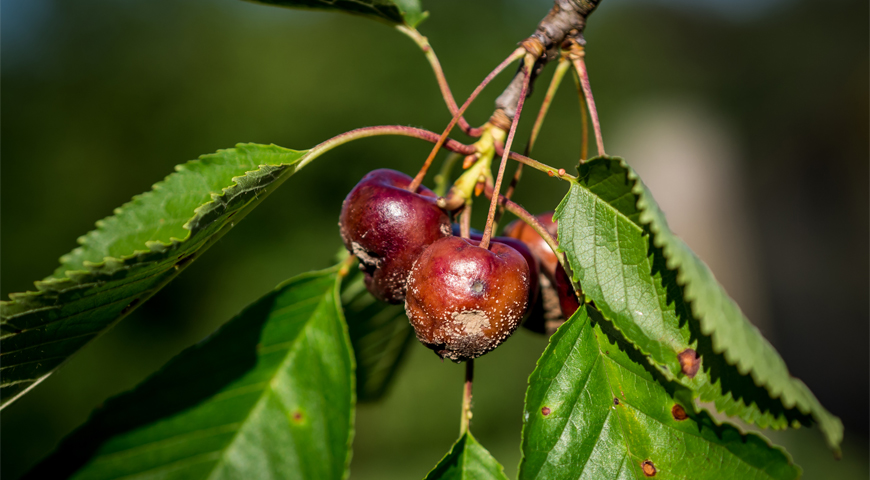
[0,143,311,408]
[555,156,843,451]
[25,267,355,480]
[519,305,802,480]
[245,0,428,27]
[424,432,510,480]
[341,268,415,402]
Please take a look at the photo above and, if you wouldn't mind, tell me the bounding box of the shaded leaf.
[245,0,427,27]
[341,267,415,402]
[26,267,354,480]
[555,156,842,451]
[425,432,509,480]
[1,144,314,408]
[519,305,802,480]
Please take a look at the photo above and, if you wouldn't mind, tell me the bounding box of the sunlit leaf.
[555,156,842,452]
[519,305,802,480]
[1,143,313,408]
[425,432,509,480]
[25,267,354,480]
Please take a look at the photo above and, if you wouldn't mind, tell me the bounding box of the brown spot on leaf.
[671,404,688,421]
[678,348,700,378]
[613,397,620,405]
[641,460,656,477]
[292,411,304,423]
[541,407,551,416]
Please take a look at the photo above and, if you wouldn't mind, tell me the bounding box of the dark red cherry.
[451,224,540,311]
[340,169,450,303]
[503,212,558,281]
[405,236,531,361]
[554,261,580,319]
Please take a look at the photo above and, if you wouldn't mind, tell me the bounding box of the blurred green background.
[2,0,867,478]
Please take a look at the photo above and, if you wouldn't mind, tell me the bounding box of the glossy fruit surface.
[405,236,531,361]
[451,224,540,309]
[340,169,450,303]
[503,211,558,280]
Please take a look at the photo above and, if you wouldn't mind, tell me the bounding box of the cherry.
[405,236,531,361]
[451,224,540,310]
[554,261,580,319]
[340,169,450,303]
[503,211,558,280]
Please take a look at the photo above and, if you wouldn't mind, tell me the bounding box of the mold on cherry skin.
[404,236,532,362]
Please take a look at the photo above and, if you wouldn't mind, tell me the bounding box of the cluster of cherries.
[340,169,579,362]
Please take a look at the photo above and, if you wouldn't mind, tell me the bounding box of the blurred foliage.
[1,0,867,479]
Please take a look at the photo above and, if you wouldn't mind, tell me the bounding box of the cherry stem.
[408,47,526,193]
[497,56,571,224]
[494,146,576,182]
[480,56,533,250]
[396,26,478,136]
[528,56,571,155]
[305,125,476,168]
[571,69,590,162]
[569,44,605,157]
[483,184,566,272]
[460,359,474,435]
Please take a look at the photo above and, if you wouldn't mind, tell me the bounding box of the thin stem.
[460,359,474,435]
[396,26,476,136]
[528,56,571,154]
[493,145,576,182]
[480,55,534,250]
[408,47,526,193]
[304,125,476,169]
[496,56,571,224]
[483,185,566,271]
[569,45,605,157]
[571,70,590,162]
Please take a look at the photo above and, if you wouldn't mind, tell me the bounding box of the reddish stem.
[396,26,477,136]
[306,125,476,162]
[480,58,533,250]
[570,48,605,157]
[408,48,525,193]
[483,184,565,271]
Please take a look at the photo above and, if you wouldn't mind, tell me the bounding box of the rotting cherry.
[451,224,540,312]
[404,236,532,361]
[340,169,450,304]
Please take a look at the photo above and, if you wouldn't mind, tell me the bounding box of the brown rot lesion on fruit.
[641,460,657,477]
[678,348,700,378]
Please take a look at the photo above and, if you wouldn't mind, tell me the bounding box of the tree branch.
[494,0,602,120]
